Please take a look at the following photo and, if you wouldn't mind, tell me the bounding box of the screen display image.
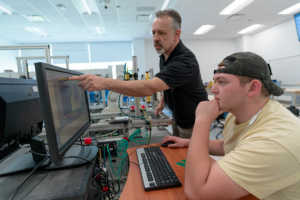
[295,13,300,41]
[45,69,89,151]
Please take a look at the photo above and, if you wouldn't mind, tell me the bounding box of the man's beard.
[156,48,165,54]
[154,42,165,54]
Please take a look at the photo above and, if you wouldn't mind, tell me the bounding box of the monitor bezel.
[35,62,91,163]
[294,12,300,42]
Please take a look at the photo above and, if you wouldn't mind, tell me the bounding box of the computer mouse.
[161,141,175,147]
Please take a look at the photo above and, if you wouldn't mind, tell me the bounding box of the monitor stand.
[0,137,51,176]
[46,146,98,169]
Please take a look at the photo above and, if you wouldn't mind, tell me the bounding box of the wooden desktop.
[120,143,258,200]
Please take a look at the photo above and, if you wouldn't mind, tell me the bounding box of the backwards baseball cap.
[214,52,284,96]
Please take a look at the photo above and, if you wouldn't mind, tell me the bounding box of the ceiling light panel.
[24,27,47,37]
[278,3,300,15]
[95,27,102,35]
[72,0,98,15]
[219,0,255,15]
[82,0,92,15]
[1,14,29,23]
[194,25,216,35]
[0,4,12,15]
[82,13,104,26]
[238,24,264,34]
[161,0,170,10]
[27,15,46,22]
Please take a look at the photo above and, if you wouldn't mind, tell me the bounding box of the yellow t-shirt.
[217,99,300,200]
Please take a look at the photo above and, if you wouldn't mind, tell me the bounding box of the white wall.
[251,18,300,62]
[145,39,235,83]
[235,35,252,52]
[0,37,18,72]
[249,18,300,86]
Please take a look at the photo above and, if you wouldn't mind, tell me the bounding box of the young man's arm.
[184,100,249,200]
[209,140,225,156]
[161,136,225,156]
[69,75,169,97]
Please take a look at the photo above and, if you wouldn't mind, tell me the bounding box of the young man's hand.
[195,99,228,124]
[161,136,190,148]
[69,74,105,92]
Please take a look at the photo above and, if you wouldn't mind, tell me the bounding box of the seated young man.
[162,52,300,200]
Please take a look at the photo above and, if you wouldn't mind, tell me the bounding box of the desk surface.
[121,143,258,200]
[0,147,94,200]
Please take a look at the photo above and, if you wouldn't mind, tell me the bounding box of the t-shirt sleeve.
[155,58,193,91]
[217,139,300,199]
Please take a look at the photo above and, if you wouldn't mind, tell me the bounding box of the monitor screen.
[45,69,89,151]
[295,12,300,41]
[35,63,91,163]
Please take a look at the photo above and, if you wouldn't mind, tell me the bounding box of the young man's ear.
[247,80,262,97]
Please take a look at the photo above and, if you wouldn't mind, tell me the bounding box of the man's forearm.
[185,118,213,195]
[104,79,156,97]
[160,92,165,104]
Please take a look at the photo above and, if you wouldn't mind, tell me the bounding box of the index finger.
[69,75,86,81]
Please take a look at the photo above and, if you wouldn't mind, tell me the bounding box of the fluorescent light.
[0,5,12,15]
[95,27,102,35]
[219,0,255,15]
[32,28,47,37]
[193,25,216,35]
[27,15,46,22]
[82,0,92,15]
[238,24,264,34]
[24,27,47,37]
[161,0,170,10]
[279,3,300,14]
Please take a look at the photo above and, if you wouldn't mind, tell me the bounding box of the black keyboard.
[136,146,182,191]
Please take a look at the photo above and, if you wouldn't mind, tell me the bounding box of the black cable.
[16,141,120,200]
[96,192,107,200]
[9,157,48,200]
[124,143,162,168]
[129,161,139,167]
[17,141,102,170]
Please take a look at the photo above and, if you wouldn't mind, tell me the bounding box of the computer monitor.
[0,77,49,176]
[0,77,43,158]
[34,63,97,168]
[295,12,300,41]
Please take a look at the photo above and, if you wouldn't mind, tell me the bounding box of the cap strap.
[267,64,273,75]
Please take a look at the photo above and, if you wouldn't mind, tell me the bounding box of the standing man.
[153,9,208,138]
[70,9,207,139]
[162,52,300,200]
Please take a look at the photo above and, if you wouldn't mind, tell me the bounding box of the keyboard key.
[150,182,155,187]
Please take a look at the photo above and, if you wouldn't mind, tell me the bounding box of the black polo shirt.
[155,40,208,129]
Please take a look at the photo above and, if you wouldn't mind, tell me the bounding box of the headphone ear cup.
[249,115,257,125]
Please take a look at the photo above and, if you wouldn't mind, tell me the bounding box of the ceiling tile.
[188,7,209,15]
[203,7,225,15]
[176,0,198,7]
[137,0,159,7]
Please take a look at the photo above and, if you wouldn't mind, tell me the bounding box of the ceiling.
[0,0,298,43]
